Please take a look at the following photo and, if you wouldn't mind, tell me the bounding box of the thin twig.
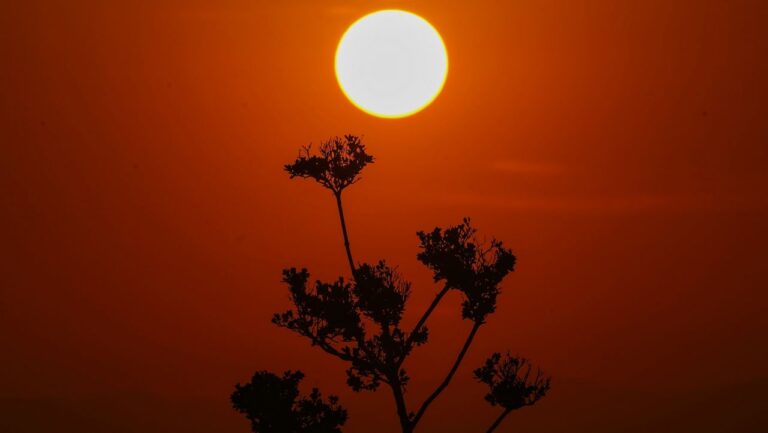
[485,408,512,433]
[398,285,450,367]
[411,321,482,428]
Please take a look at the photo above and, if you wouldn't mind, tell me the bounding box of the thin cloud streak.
[432,192,743,214]
[490,159,562,176]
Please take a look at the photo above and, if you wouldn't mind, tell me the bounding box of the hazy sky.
[2,1,767,432]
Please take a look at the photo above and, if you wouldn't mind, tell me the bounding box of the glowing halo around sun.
[335,10,448,118]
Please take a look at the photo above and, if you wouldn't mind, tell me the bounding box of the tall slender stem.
[380,315,412,432]
[485,409,512,433]
[411,321,483,429]
[334,191,356,277]
[336,189,412,432]
[389,373,413,433]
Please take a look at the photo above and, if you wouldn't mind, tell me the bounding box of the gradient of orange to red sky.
[2,1,768,432]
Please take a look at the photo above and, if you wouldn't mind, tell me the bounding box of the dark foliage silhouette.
[474,353,551,432]
[233,135,550,433]
[232,370,347,433]
[284,135,373,195]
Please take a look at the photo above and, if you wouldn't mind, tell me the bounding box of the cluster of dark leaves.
[275,269,362,343]
[417,218,516,323]
[354,261,410,325]
[284,135,374,195]
[273,261,423,392]
[474,353,551,411]
[231,370,347,433]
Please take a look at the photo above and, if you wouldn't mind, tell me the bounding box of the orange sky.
[2,1,768,432]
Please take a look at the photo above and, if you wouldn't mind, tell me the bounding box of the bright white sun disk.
[335,10,448,118]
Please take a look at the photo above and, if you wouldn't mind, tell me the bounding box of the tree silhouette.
[232,370,347,433]
[232,135,550,433]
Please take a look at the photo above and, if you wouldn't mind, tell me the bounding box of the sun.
[335,10,448,119]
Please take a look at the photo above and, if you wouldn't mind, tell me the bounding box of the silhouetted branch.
[411,321,482,428]
[397,285,449,367]
[484,408,512,433]
[312,337,354,362]
[335,192,357,277]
